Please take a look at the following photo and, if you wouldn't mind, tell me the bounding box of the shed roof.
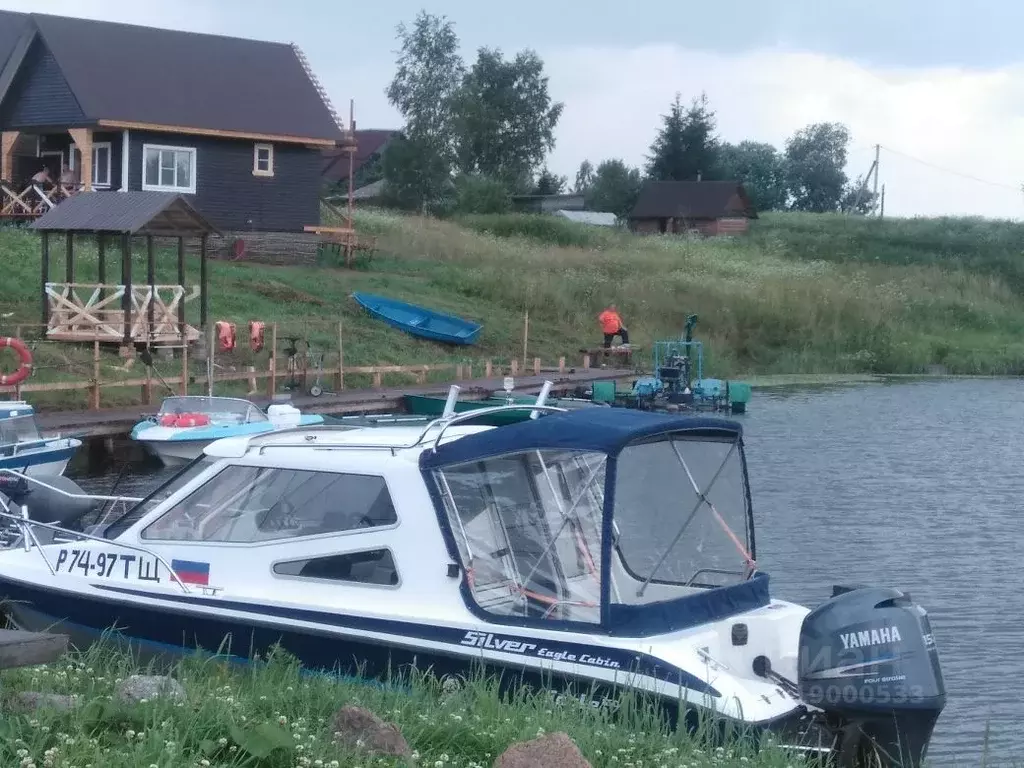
[554,209,618,227]
[1,11,346,144]
[29,192,219,236]
[630,181,758,220]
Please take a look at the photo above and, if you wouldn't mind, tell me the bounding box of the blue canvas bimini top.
[420,407,742,469]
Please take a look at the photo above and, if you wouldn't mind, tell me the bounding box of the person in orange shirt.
[598,304,630,349]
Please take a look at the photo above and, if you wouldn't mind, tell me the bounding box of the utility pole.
[880,184,885,219]
[872,144,880,215]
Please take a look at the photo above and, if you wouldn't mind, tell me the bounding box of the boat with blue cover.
[130,396,324,466]
[0,398,945,767]
[351,292,482,345]
[0,401,81,477]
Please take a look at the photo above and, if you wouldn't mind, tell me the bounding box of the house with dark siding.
[0,10,349,252]
[628,181,758,236]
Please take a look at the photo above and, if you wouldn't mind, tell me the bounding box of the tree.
[646,92,720,182]
[452,47,564,188]
[380,132,455,212]
[453,173,512,214]
[532,166,567,196]
[785,122,851,213]
[573,160,594,194]
[585,159,643,220]
[383,11,464,211]
[717,141,789,211]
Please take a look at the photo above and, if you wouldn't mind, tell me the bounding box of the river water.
[64,378,1020,766]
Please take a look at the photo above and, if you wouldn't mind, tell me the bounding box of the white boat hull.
[137,439,208,466]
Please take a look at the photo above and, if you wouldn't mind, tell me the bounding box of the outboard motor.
[797,586,945,767]
[0,475,99,546]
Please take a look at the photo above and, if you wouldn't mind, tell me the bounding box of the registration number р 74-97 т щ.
[54,548,163,583]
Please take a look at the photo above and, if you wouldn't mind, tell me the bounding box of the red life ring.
[0,337,33,386]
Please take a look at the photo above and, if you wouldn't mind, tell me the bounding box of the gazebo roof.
[29,192,219,236]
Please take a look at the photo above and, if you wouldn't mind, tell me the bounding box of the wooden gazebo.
[29,192,217,346]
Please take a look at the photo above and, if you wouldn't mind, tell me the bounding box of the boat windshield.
[100,455,218,539]
[0,415,41,445]
[157,397,267,425]
[611,433,753,601]
[435,449,606,625]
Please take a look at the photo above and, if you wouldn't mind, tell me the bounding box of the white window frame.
[253,142,274,177]
[142,143,197,194]
[69,142,113,189]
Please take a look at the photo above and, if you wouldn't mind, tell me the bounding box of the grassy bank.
[0,641,799,768]
[1,208,1023,408]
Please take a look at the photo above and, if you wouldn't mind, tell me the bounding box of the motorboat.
[130,396,325,466]
[0,401,81,477]
[0,392,946,767]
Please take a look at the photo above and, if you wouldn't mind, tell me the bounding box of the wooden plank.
[96,119,337,147]
[0,629,68,670]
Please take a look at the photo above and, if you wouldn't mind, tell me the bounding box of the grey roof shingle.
[1,11,345,143]
[29,191,218,235]
[630,181,758,220]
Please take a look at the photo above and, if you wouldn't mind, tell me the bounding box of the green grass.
[0,640,804,768]
[2,207,1024,410]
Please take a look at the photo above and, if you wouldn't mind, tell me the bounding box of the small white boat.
[0,401,81,477]
[0,390,946,767]
[130,396,325,466]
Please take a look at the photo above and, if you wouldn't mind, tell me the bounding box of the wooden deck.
[36,367,634,439]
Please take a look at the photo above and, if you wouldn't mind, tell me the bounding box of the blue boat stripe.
[86,583,718,696]
[0,445,76,470]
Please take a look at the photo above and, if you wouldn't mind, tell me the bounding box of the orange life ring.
[215,321,236,352]
[0,337,33,386]
[249,321,265,353]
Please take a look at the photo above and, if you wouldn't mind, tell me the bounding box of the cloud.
[541,44,1024,219]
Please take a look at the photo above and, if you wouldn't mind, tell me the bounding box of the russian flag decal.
[171,558,210,586]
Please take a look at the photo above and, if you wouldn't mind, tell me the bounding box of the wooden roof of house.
[0,11,347,145]
[30,191,219,236]
[630,180,758,220]
[322,129,397,183]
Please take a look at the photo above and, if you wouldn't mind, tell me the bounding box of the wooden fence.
[0,320,622,411]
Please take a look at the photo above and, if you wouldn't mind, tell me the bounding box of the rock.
[330,705,412,759]
[494,732,591,768]
[8,691,81,712]
[115,674,186,704]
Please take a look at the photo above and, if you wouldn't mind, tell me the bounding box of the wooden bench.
[0,628,69,671]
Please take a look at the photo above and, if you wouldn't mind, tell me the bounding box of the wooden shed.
[628,180,757,236]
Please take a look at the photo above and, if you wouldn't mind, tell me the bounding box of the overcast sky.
[4,0,1023,219]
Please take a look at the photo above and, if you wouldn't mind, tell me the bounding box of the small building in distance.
[511,192,586,214]
[628,180,757,236]
[554,209,618,227]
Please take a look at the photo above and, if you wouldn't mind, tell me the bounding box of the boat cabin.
[0,401,41,447]
[91,407,765,637]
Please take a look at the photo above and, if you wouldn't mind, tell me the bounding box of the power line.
[877,144,1020,191]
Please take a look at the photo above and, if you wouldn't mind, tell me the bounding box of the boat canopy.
[422,408,768,637]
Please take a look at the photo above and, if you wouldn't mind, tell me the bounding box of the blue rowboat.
[351,292,482,346]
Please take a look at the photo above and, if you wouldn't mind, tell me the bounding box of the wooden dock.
[36,367,634,439]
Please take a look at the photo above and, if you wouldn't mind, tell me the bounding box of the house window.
[253,143,274,177]
[142,144,197,193]
[140,465,398,543]
[70,143,112,188]
[273,549,400,587]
